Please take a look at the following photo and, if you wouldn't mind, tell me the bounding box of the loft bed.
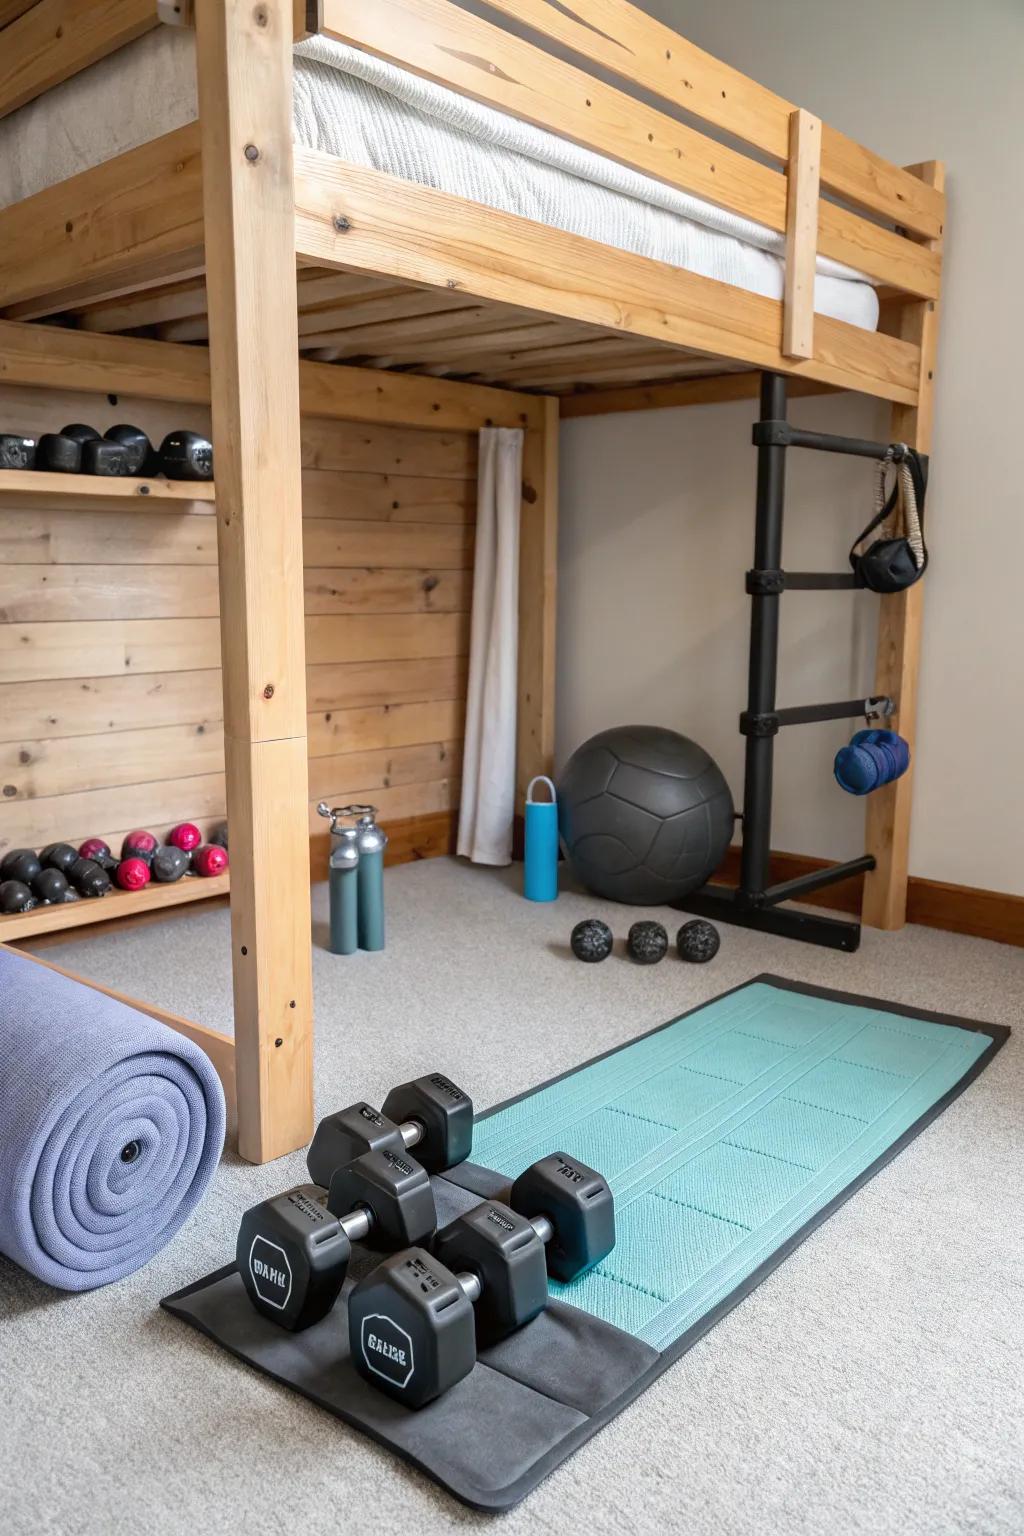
[0,0,943,1163]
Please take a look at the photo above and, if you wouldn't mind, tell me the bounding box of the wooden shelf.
[0,469,215,504]
[0,871,229,940]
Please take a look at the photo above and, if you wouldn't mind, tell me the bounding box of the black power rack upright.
[678,371,926,953]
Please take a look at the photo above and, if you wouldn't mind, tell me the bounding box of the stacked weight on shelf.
[0,822,229,914]
[0,422,213,479]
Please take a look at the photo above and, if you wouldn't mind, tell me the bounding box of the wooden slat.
[558,371,836,418]
[307,698,464,758]
[0,125,204,314]
[0,659,467,746]
[1,719,223,801]
[863,162,945,932]
[300,471,474,523]
[304,567,471,615]
[302,518,473,569]
[0,769,228,851]
[0,3,38,28]
[76,277,210,335]
[0,564,221,622]
[0,617,223,682]
[308,739,458,802]
[477,0,944,240]
[305,612,469,666]
[301,419,476,480]
[320,0,939,298]
[293,153,922,405]
[0,317,541,433]
[516,396,558,800]
[0,0,158,119]
[306,655,467,713]
[782,110,821,362]
[0,509,218,566]
[0,611,469,681]
[0,668,224,743]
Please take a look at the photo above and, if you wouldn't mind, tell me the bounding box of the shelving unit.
[0,470,215,504]
[0,871,230,941]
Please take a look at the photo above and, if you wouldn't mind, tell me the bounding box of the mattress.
[0,27,879,332]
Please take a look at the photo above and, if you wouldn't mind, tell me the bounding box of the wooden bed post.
[194,0,314,1162]
[863,161,945,931]
[517,396,559,799]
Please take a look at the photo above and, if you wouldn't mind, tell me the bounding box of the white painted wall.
[556,0,1024,895]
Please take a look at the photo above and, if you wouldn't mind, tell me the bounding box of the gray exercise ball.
[557,725,734,905]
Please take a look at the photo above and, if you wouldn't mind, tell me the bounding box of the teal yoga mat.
[470,975,1005,1350]
[164,974,1007,1511]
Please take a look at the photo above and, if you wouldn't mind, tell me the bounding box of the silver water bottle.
[351,805,388,952]
[317,802,360,956]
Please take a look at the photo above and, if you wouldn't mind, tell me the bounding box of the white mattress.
[0,27,879,332]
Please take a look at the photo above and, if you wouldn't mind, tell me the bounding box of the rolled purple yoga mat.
[0,948,225,1291]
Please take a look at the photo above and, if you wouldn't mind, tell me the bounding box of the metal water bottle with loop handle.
[352,805,388,952]
[317,803,360,956]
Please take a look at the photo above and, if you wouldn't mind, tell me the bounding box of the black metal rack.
[676,371,915,953]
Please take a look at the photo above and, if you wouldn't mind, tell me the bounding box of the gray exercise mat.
[163,1166,657,1509]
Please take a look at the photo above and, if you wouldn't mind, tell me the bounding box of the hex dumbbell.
[306,1072,473,1189]
[237,1144,436,1333]
[348,1152,615,1407]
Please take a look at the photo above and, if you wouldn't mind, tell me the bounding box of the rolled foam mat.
[0,948,226,1290]
[164,975,1007,1509]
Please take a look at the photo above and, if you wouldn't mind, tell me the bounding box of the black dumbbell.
[237,1145,437,1333]
[307,1072,473,1188]
[348,1152,615,1407]
[0,434,35,470]
[81,439,131,477]
[157,430,213,481]
[104,424,152,476]
[36,433,82,473]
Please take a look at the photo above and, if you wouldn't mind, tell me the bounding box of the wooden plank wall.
[0,382,471,872]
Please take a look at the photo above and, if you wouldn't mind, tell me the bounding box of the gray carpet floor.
[2,857,1022,1536]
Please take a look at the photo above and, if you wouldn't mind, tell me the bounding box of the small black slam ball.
[68,857,112,899]
[1,848,41,886]
[571,918,613,963]
[209,820,229,850]
[0,880,37,914]
[627,920,668,965]
[151,845,190,884]
[40,843,80,876]
[32,867,69,906]
[677,918,720,963]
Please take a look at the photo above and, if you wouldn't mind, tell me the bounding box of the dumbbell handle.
[338,1206,373,1244]
[451,1214,553,1305]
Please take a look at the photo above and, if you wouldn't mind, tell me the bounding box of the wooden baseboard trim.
[715,846,1024,948]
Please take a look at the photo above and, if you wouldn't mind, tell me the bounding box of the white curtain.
[457,427,523,866]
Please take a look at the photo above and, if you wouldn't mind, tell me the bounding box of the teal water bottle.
[353,805,388,952]
[524,775,559,901]
[317,803,361,955]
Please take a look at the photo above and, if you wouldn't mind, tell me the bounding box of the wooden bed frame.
[0,0,943,1162]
